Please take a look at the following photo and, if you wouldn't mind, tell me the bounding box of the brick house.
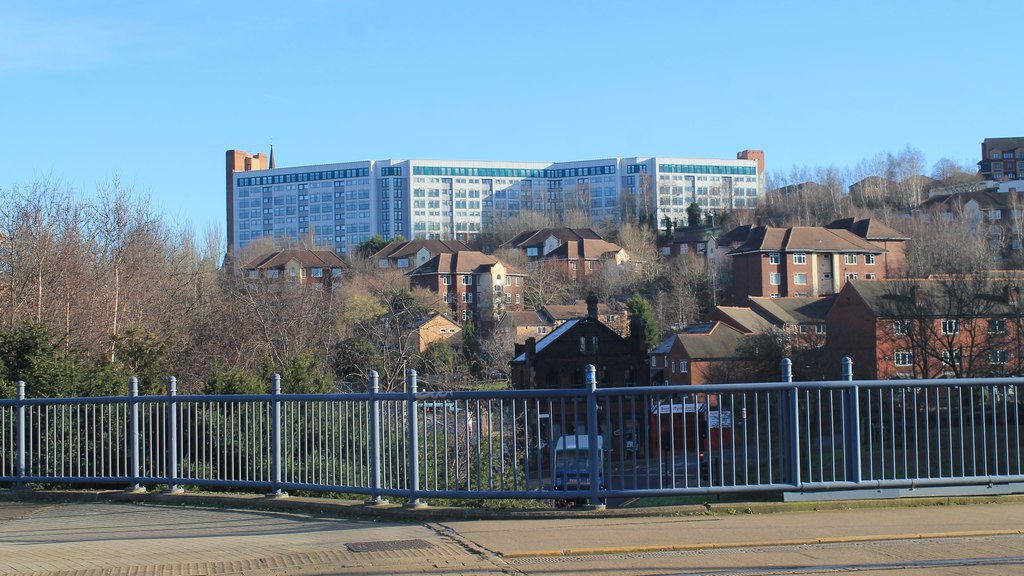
[408,313,462,353]
[240,250,346,288]
[826,278,1024,380]
[649,322,757,386]
[501,228,628,281]
[370,239,470,271]
[727,220,906,304]
[407,251,525,335]
[510,296,649,446]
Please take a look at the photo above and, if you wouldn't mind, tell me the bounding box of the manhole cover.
[346,539,435,553]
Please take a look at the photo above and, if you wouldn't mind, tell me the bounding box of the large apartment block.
[225,150,764,257]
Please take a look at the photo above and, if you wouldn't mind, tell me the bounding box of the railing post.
[405,369,426,509]
[267,373,287,498]
[126,377,145,493]
[366,370,388,506]
[782,358,801,488]
[15,381,25,490]
[584,364,606,511]
[841,357,862,484]
[166,376,183,494]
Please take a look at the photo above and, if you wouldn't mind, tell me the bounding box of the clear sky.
[2,1,1021,237]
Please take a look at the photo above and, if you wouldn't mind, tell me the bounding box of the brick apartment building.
[826,278,1024,380]
[407,251,525,335]
[728,220,907,304]
[979,137,1024,181]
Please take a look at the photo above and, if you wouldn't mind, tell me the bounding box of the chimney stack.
[586,291,599,320]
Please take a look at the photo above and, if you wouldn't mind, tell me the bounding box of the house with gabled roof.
[501,227,628,281]
[240,249,346,288]
[407,250,526,335]
[649,322,757,386]
[510,295,649,446]
[918,187,1024,261]
[370,239,471,270]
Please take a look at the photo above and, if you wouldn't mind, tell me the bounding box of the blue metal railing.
[2,360,1023,506]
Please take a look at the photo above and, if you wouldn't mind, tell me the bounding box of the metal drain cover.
[346,539,435,552]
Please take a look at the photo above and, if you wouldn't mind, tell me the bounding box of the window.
[845,273,859,280]
[942,349,962,366]
[769,272,781,285]
[894,351,913,367]
[990,210,1002,220]
[990,349,1009,365]
[770,293,780,298]
[331,268,342,277]
[526,247,538,257]
[941,319,959,335]
[442,275,451,285]
[793,273,807,285]
[442,292,449,303]
[989,318,1007,334]
[461,275,473,285]
[799,324,809,334]
[310,268,323,278]
[462,292,473,303]
[793,253,807,265]
[865,273,877,279]
[679,360,688,373]
[267,269,279,279]
[397,258,409,268]
[844,254,858,265]
[865,254,876,265]
[817,323,826,334]
[893,320,911,336]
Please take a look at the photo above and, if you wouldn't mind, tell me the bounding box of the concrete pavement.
[0,492,1022,575]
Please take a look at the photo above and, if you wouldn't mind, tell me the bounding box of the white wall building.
[227,151,763,256]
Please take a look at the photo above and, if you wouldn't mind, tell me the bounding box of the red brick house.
[240,250,345,288]
[826,278,1024,380]
[501,228,628,281]
[727,221,906,304]
[649,322,757,386]
[510,296,649,446]
[407,251,525,335]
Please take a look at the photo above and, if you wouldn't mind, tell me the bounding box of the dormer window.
[526,247,538,257]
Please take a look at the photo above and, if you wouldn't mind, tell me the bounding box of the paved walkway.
[0,494,1022,575]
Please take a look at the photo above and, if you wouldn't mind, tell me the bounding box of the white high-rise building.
[226,149,764,257]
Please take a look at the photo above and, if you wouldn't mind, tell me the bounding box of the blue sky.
[2,1,1021,236]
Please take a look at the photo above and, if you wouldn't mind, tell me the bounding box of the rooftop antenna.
[269,136,276,169]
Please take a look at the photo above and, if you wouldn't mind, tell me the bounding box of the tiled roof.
[543,300,621,321]
[502,228,606,249]
[729,226,886,255]
[370,239,470,260]
[826,218,909,241]
[711,306,776,333]
[675,322,753,360]
[843,277,1024,317]
[748,296,835,325]
[512,318,581,362]
[408,251,524,276]
[242,250,345,270]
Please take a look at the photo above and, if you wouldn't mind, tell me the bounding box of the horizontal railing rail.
[2,360,1023,509]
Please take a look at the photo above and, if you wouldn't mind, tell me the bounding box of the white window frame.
[989,318,1007,334]
[894,351,913,367]
[793,253,807,265]
[769,272,781,286]
[844,254,858,265]
[769,252,780,264]
[865,254,876,265]
[893,320,911,336]
[990,349,1009,365]
[461,275,473,285]
[679,360,688,373]
[941,319,960,335]
[793,272,807,285]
